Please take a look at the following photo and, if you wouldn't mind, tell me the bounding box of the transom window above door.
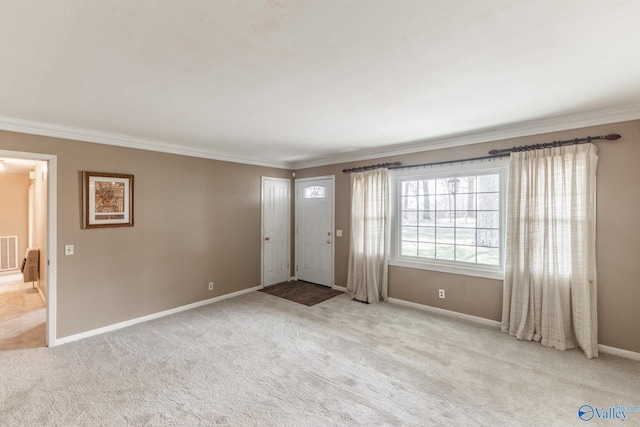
[303,186,326,199]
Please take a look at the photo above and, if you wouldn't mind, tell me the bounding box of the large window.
[391,161,507,279]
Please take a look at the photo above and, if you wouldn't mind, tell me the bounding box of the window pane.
[478,193,499,210]
[418,227,435,242]
[417,211,435,223]
[477,247,500,265]
[436,211,453,226]
[455,214,477,228]
[401,195,418,212]
[435,179,451,195]
[401,211,418,225]
[436,228,455,244]
[401,241,418,257]
[418,195,436,211]
[456,229,476,245]
[477,211,499,229]
[402,181,418,196]
[456,245,476,262]
[456,193,475,210]
[477,174,499,192]
[401,227,418,241]
[418,242,435,258]
[435,194,450,209]
[456,176,474,194]
[477,229,499,247]
[418,179,435,196]
[435,244,455,260]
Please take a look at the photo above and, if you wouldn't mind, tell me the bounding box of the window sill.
[389,259,505,280]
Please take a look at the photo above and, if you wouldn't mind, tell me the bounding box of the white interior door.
[296,176,334,287]
[262,177,290,286]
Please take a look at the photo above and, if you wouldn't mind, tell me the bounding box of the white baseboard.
[388,298,640,361]
[332,285,347,292]
[388,297,502,328]
[598,344,640,361]
[55,285,262,346]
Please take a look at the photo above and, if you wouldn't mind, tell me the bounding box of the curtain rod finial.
[488,149,501,155]
[605,134,621,140]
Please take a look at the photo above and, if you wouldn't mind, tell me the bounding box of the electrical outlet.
[438,289,445,299]
[208,282,214,291]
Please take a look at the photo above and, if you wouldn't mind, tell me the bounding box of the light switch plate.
[64,244,74,256]
[336,229,343,237]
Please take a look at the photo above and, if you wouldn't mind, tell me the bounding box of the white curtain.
[346,168,389,303]
[502,144,598,358]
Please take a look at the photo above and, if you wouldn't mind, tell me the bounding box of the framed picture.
[83,171,134,229]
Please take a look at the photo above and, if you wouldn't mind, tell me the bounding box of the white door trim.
[294,175,335,286]
[0,149,57,347]
[261,176,291,287]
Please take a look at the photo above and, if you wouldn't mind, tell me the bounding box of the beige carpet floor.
[0,273,46,351]
[1,290,639,426]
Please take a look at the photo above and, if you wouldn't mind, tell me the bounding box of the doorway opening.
[0,150,57,349]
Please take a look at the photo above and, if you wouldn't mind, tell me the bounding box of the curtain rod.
[343,133,620,173]
[383,133,620,171]
[487,133,620,156]
[342,161,401,173]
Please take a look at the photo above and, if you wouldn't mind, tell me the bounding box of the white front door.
[262,177,290,287]
[296,176,334,287]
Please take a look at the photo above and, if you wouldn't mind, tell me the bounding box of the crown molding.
[2,103,640,172]
[0,115,292,170]
[291,104,640,170]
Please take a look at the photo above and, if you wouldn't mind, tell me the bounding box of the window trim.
[389,159,509,280]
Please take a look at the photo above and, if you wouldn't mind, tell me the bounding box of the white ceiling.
[1,1,640,169]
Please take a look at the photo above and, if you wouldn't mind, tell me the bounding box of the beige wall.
[0,130,291,338]
[0,172,30,268]
[296,119,640,354]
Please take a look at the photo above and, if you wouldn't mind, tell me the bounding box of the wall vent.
[0,236,18,271]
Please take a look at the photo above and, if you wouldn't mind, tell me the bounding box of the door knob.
[265,237,270,241]
[326,239,331,244]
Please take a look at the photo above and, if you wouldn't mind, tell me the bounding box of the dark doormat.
[259,280,343,306]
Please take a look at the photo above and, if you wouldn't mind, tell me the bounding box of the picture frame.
[82,171,134,229]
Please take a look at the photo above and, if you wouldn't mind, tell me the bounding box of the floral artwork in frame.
[83,171,134,228]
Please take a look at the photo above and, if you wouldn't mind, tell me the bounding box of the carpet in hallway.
[0,273,46,351]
